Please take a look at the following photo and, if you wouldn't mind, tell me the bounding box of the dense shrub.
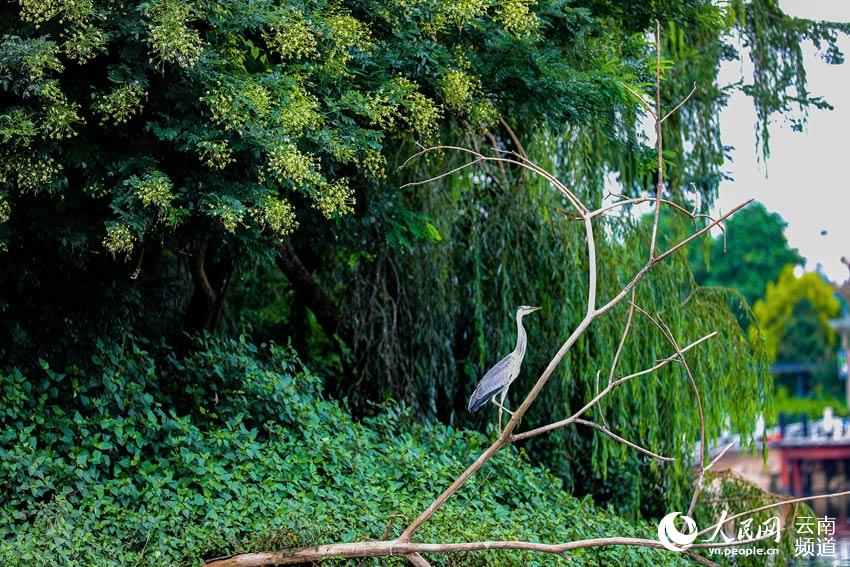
[1,338,688,566]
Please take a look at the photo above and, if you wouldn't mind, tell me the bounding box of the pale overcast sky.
[715,0,850,283]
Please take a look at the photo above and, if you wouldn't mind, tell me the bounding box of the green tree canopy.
[689,201,804,306]
[0,1,845,359]
[778,298,832,364]
[751,265,840,363]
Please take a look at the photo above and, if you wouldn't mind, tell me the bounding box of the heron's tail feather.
[468,394,488,413]
[468,384,501,413]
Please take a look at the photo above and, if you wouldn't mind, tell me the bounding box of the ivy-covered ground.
[0,338,690,566]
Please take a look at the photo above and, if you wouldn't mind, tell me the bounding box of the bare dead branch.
[405,552,432,566]
[650,19,664,261]
[595,198,752,320]
[398,144,588,216]
[705,440,737,473]
[594,369,611,428]
[685,440,731,524]
[499,116,528,160]
[622,83,657,117]
[399,157,483,189]
[601,40,665,432]
[574,418,674,462]
[587,194,728,257]
[203,537,720,567]
[661,82,698,123]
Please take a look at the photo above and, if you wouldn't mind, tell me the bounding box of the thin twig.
[380,514,406,540]
[607,295,635,388]
[650,19,663,260]
[481,129,510,186]
[398,144,588,215]
[575,418,673,462]
[704,440,736,473]
[601,47,668,432]
[622,83,657,116]
[587,195,727,252]
[499,116,528,160]
[594,199,752,319]
[594,369,610,428]
[399,158,483,189]
[661,82,698,123]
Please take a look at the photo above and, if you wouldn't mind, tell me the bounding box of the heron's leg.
[491,390,514,431]
[491,392,514,416]
[490,396,503,431]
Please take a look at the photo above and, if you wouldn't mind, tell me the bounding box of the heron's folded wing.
[468,353,514,413]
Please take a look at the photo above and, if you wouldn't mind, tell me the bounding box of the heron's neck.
[514,313,527,358]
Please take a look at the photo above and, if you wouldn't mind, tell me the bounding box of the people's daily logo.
[657,512,698,551]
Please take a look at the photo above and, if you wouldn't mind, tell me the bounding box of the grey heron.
[468,305,541,429]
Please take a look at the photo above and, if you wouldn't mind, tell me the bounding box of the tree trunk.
[276,240,350,343]
[276,240,352,397]
[184,238,234,333]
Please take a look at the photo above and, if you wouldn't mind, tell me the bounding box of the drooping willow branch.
[204,23,844,567]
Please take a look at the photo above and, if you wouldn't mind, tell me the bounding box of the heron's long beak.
[529,306,541,313]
